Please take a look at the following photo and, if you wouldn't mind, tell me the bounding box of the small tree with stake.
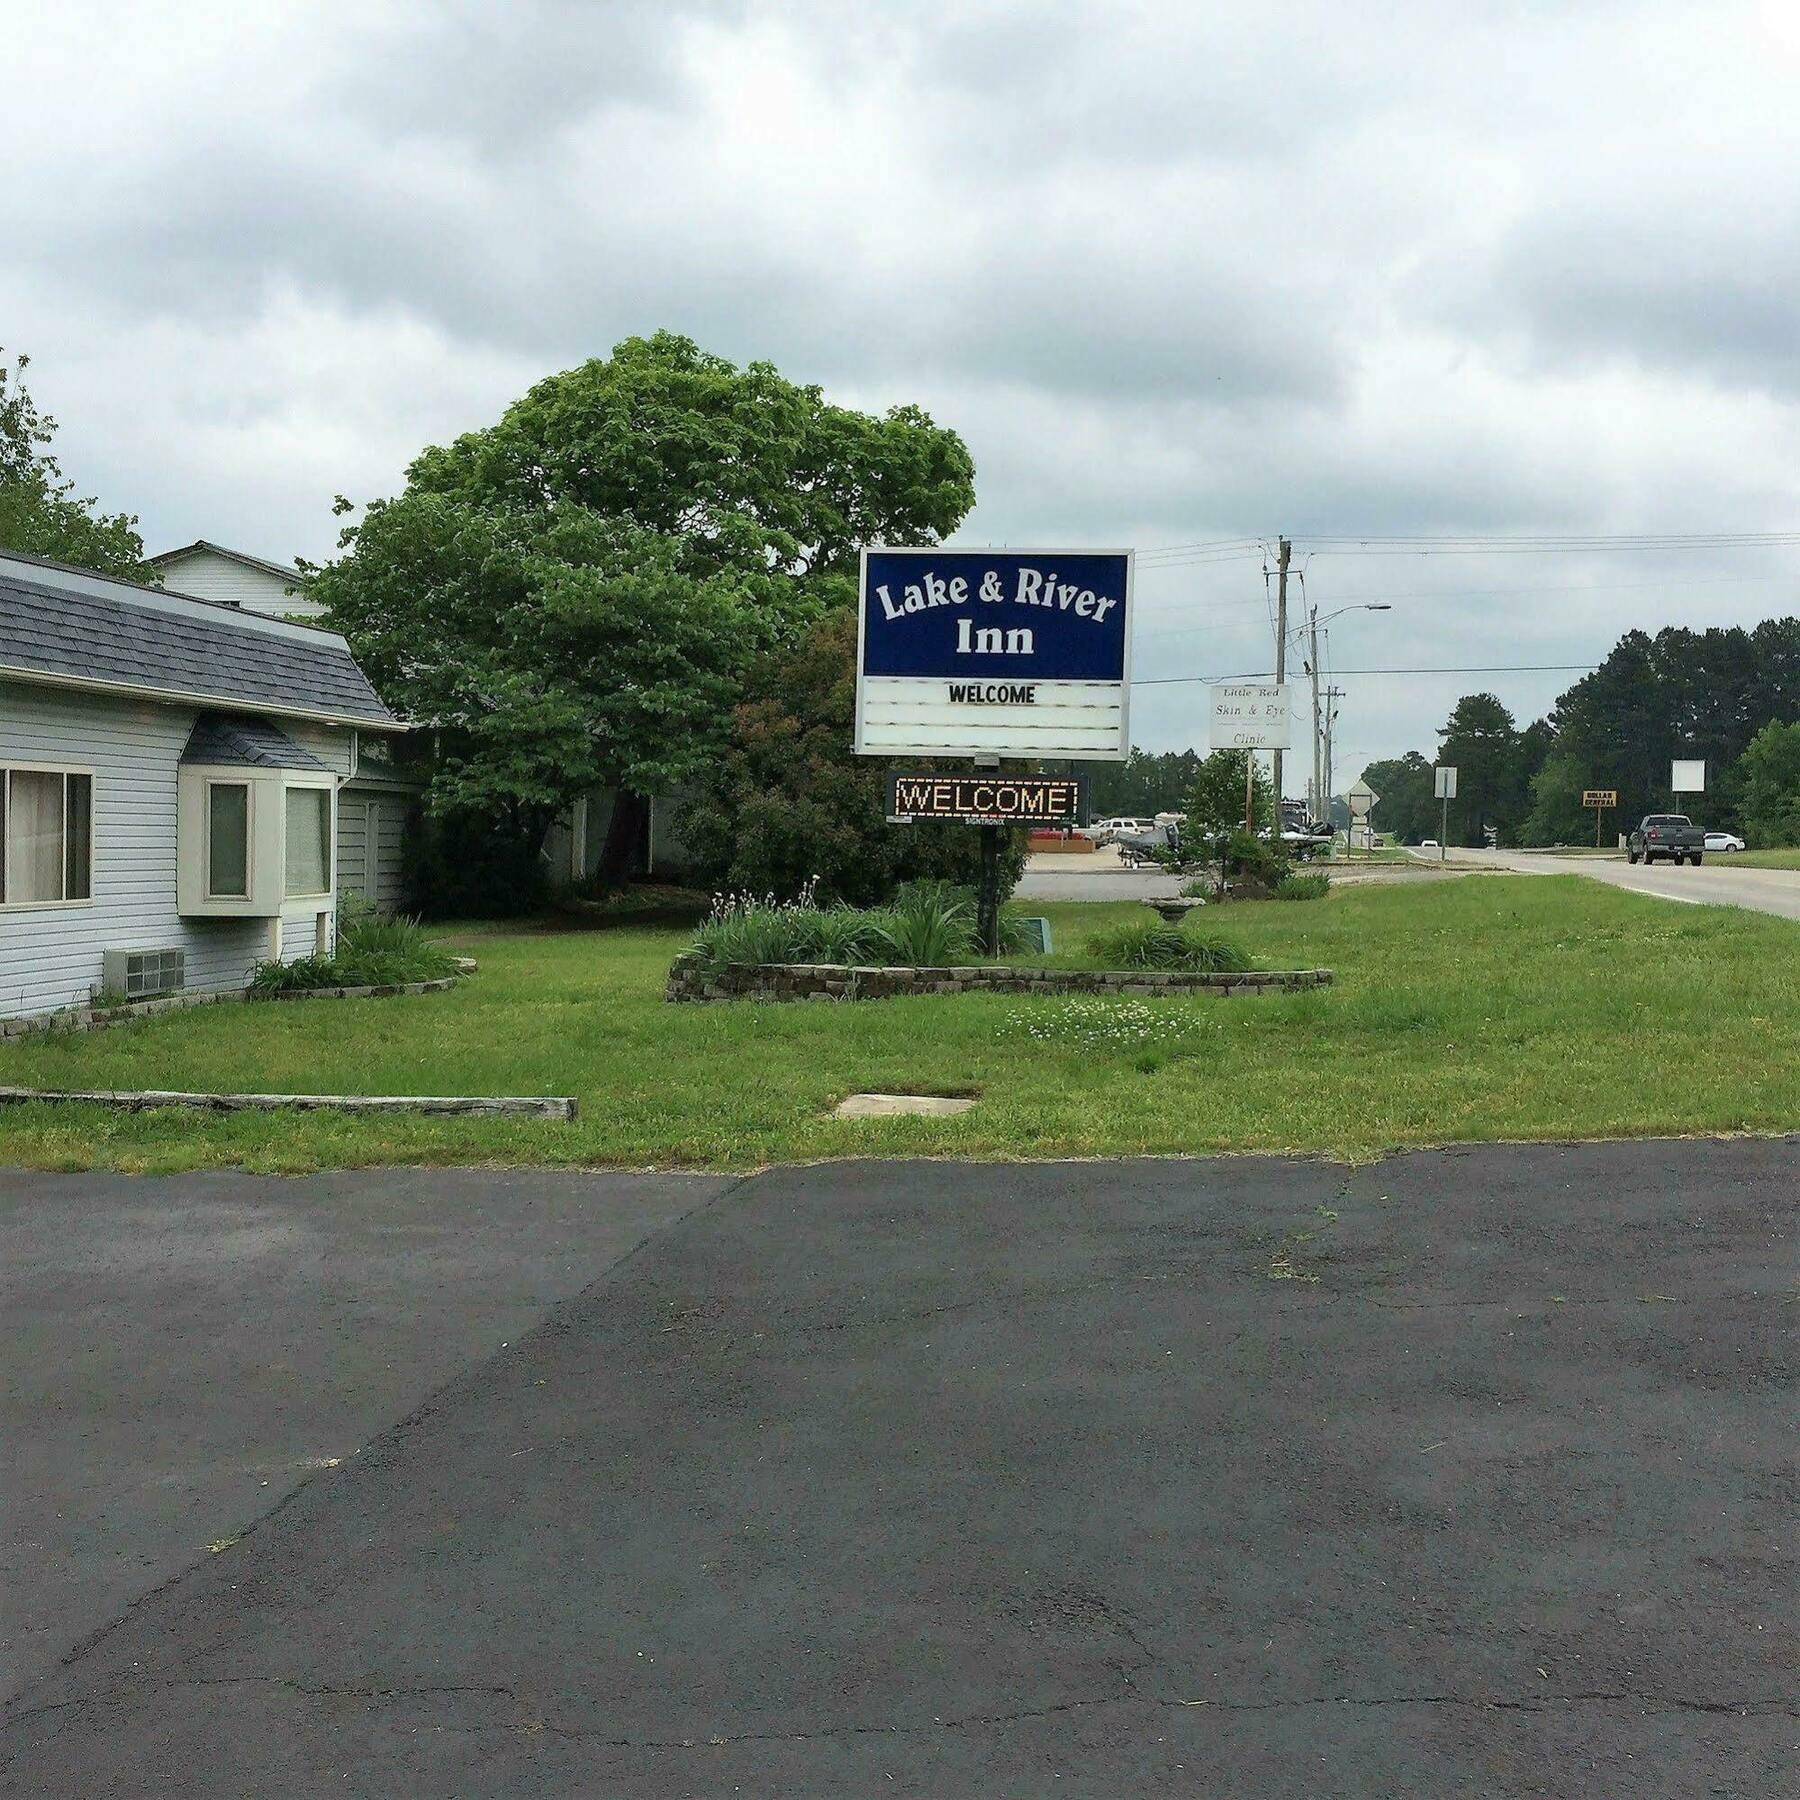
[1184,750,1282,893]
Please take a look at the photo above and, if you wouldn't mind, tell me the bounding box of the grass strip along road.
[0,876,1794,1174]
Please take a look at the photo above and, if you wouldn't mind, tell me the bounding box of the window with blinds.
[0,768,93,906]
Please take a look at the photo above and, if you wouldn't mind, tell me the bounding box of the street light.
[1296,604,1392,828]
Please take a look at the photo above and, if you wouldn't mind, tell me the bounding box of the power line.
[1132,662,1598,687]
[1294,532,1800,558]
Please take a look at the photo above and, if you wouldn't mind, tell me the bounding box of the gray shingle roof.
[180,715,330,771]
[0,566,394,726]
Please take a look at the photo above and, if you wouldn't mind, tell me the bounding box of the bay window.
[178,764,334,916]
[0,767,93,907]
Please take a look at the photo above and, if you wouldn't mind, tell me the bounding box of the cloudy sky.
[9,0,1799,786]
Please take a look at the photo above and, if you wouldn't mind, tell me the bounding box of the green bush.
[693,902,816,967]
[1082,920,1251,972]
[247,912,458,996]
[797,906,883,964]
[1274,872,1331,901]
[872,889,977,965]
[1224,829,1291,888]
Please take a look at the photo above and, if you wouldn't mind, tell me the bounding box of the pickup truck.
[1628,813,1705,866]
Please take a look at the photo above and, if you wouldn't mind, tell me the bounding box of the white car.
[1419,838,1439,850]
[1703,831,1745,853]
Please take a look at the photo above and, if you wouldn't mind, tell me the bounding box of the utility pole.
[1308,604,1323,828]
[1270,537,1291,808]
[1322,685,1344,840]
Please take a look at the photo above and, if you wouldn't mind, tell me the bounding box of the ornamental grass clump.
[248,910,458,995]
[871,888,977,965]
[693,878,831,967]
[797,906,884,965]
[1275,872,1331,901]
[1081,919,1252,973]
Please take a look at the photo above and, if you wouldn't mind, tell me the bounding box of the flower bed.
[666,951,1331,1004]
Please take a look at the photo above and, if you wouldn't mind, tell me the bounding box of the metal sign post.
[1346,780,1378,860]
[1434,766,1458,861]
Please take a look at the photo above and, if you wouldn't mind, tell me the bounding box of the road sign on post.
[1583,788,1618,849]
[1433,766,1457,862]
[1671,760,1706,793]
[1346,779,1377,857]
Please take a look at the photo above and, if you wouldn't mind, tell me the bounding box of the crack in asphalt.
[10,1676,1790,1749]
[773,1269,1283,1338]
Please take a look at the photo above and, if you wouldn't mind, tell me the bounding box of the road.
[1428,847,1800,920]
[3,1144,1795,1796]
[0,1166,725,1702]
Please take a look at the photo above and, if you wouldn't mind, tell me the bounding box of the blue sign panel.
[860,549,1131,681]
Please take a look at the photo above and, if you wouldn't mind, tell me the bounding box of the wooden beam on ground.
[0,1088,577,1121]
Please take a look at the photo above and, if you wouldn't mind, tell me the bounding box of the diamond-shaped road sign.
[1347,780,1378,817]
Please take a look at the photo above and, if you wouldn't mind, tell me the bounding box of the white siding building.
[0,549,397,1022]
[147,539,324,621]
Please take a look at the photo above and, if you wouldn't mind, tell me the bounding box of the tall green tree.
[680,610,1025,906]
[1523,619,1800,840]
[1360,751,1436,844]
[1083,747,1208,818]
[1734,720,1800,846]
[1436,692,1525,845]
[0,350,149,579]
[311,333,975,900]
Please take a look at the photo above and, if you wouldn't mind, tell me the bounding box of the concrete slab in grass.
[834,1092,978,1119]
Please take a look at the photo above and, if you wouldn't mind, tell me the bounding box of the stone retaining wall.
[1,976,460,1040]
[253,976,460,1003]
[666,951,1330,1004]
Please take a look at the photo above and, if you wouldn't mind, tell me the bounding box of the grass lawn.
[1731,848,1800,870]
[0,876,1794,1174]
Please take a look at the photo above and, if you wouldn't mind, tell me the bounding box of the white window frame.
[202,777,254,903]
[0,762,96,912]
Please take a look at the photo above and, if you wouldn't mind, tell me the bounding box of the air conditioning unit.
[101,948,186,1001]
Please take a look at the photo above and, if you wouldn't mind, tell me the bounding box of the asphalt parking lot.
[2,1141,1795,1796]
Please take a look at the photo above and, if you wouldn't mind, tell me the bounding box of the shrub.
[1082,920,1251,972]
[1224,829,1291,889]
[1274,872,1330,901]
[797,906,883,964]
[247,911,460,995]
[872,889,977,965]
[679,612,1028,907]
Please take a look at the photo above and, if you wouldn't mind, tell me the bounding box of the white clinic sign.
[1208,682,1292,750]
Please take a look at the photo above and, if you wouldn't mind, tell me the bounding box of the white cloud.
[8,0,1798,773]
